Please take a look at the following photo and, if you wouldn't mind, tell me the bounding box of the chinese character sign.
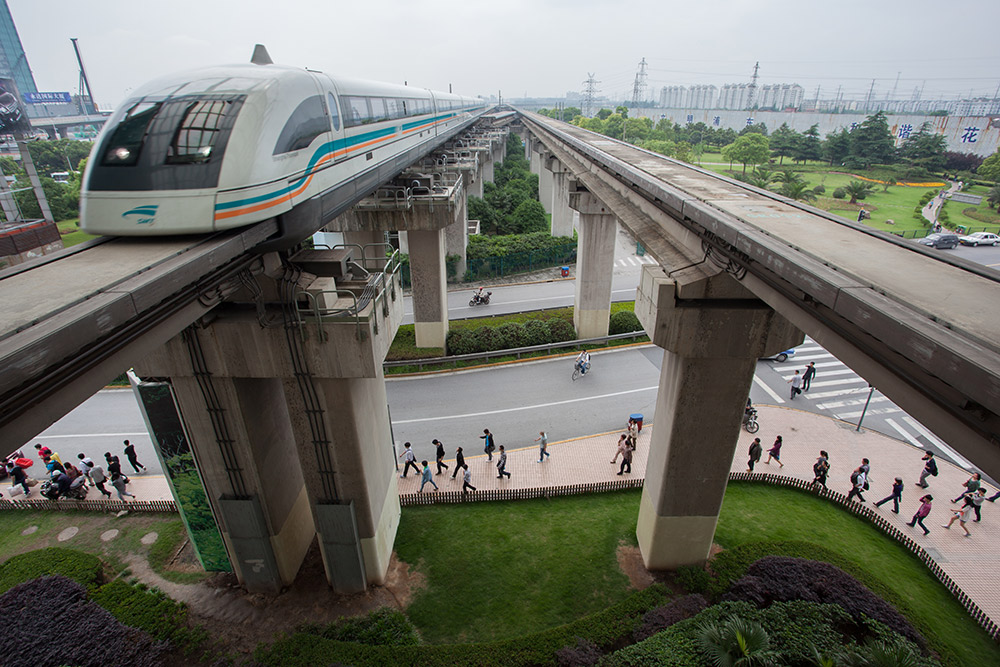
[897,124,913,139]
[850,122,858,131]
[961,126,979,143]
[713,116,721,126]
[746,117,754,126]
[22,92,73,105]
[686,114,694,123]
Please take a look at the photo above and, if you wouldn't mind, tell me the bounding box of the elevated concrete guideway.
[519,111,1000,481]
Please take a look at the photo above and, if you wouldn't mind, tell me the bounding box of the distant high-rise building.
[688,84,717,109]
[0,0,38,98]
[660,85,686,108]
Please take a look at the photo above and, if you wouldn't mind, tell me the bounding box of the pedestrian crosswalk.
[614,255,658,268]
[761,338,975,471]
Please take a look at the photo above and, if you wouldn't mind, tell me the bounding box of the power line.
[582,73,600,117]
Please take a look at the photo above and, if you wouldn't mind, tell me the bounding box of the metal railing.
[383,330,649,371]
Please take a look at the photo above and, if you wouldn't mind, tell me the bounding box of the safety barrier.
[0,497,177,514]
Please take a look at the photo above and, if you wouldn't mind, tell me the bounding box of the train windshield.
[101,102,162,166]
[167,100,231,164]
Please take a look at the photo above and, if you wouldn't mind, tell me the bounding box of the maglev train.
[81,45,487,247]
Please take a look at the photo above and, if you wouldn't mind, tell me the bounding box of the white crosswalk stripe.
[803,377,869,389]
[809,386,879,401]
[834,405,903,420]
[902,417,974,471]
[817,394,892,410]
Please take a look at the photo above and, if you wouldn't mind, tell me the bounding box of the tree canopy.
[723,134,770,173]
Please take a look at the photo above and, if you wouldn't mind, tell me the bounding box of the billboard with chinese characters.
[0,78,32,139]
[22,92,72,105]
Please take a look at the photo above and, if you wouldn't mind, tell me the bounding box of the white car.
[958,232,1000,246]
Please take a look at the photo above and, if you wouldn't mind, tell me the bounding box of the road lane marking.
[391,386,659,424]
[752,375,784,403]
[33,432,150,439]
[902,417,974,470]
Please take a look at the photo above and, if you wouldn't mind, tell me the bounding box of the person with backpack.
[812,450,830,488]
[874,477,904,513]
[398,442,420,478]
[480,429,496,462]
[916,451,938,488]
[847,466,867,502]
[907,494,933,535]
[951,473,980,504]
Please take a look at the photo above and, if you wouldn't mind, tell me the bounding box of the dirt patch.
[616,543,654,590]
[126,541,427,659]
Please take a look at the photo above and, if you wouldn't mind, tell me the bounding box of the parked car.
[760,348,796,362]
[958,232,1000,247]
[918,233,960,249]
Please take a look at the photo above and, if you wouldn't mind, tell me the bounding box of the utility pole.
[865,79,876,113]
[582,73,600,118]
[71,38,98,114]
[746,61,760,110]
[631,57,648,108]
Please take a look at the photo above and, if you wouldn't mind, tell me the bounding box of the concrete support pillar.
[538,152,553,215]
[634,265,802,570]
[470,161,484,198]
[408,228,449,348]
[523,131,531,161]
[445,184,469,282]
[529,140,541,176]
[570,190,616,338]
[549,158,574,238]
[18,141,54,223]
[482,149,495,183]
[161,370,315,594]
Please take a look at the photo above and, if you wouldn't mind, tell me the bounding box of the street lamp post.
[856,384,875,432]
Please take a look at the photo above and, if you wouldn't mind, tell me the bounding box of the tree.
[624,117,653,142]
[899,122,946,171]
[773,169,803,185]
[745,166,776,189]
[987,185,1000,210]
[724,134,771,174]
[779,181,817,202]
[596,108,613,120]
[673,141,693,163]
[716,127,737,148]
[510,199,548,234]
[943,151,983,174]
[844,180,875,204]
[850,111,896,168]
[614,105,629,119]
[978,150,1000,183]
[698,618,779,667]
[639,139,676,157]
[739,122,768,137]
[560,106,581,122]
[824,128,852,166]
[769,123,798,165]
[603,113,625,140]
[792,124,823,164]
[25,138,93,176]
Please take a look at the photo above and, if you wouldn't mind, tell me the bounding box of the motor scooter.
[469,289,492,306]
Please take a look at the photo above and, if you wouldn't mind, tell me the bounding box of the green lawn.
[940,184,1000,233]
[396,484,998,666]
[57,218,98,247]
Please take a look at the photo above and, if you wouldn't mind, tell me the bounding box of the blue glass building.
[0,0,37,98]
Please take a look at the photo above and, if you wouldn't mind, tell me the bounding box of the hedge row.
[446,318,576,355]
[253,585,670,667]
[467,231,576,259]
[0,547,103,594]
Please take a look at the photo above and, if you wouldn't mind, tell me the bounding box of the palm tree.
[987,184,1000,210]
[832,640,923,667]
[773,168,804,185]
[779,181,818,202]
[746,167,777,189]
[844,180,875,204]
[698,618,780,667]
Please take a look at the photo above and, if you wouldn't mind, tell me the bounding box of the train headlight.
[110,147,132,162]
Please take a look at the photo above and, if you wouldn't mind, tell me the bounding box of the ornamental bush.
[546,319,577,343]
[633,593,709,642]
[832,187,846,199]
[300,607,421,646]
[91,579,205,652]
[608,310,642,335]
[0,547,103,594]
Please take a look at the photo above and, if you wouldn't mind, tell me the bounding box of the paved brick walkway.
[397,404,1000,628]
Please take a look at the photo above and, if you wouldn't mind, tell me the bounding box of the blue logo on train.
[122,205,158,225]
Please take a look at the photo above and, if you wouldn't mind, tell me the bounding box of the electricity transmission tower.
[582,73,600,117]
[631,57,648,107]
[746,61,759,110]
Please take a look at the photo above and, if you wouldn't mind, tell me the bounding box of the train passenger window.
[327,93,341,131]
[385,98,404,120]
[166,100,229,164]
[344,96,370,127]
[369,98,389,123]
[273,95,328,154]
[101,102,162,166]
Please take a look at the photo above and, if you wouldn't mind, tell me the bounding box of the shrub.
[555,637,602,666]
[546,319,577,343]
[634,593,709,641]
[723,556,924,648]
[446,328,476,356]
[301,607,421,647]
[91,579,205,652]
[495,322,528,349]
[0,575,168,667]
[608,310,642,335]
[0,547,103,594]
[674,565,712,594]
[522,319,551,347]
[832,187,846,199]
[812,184,826,194]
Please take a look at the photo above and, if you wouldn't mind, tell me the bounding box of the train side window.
[101,102,162,166]
[344,96,370,127]
[327,93,341,131]
[385,98,403,120]
[273,95,328,155]
[166,100,229,164]
[369,97,389,123]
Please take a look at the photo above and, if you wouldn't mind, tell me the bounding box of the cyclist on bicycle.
[575,350,591,376]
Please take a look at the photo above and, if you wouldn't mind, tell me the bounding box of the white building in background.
[688,85,718,109]
[719,83,751,110]
[660,85,686,108]
[758,84,805,110]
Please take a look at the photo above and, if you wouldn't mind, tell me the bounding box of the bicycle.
[571,360,592,381]
[742,407,760,434]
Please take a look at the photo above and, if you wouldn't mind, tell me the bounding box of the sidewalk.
[397,404,1000,628]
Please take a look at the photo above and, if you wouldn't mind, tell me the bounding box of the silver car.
[958,232,1000,247]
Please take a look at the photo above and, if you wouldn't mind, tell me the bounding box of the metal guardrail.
[383,330,649,370]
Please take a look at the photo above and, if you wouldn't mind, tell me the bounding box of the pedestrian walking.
[916,451,938,488]
[77,453,95,483]
[951,473,981,504]
[611,435,629,464]
[907,494,933,535]
[874,477,904,513]
[942,502,974,537]
[802,362,816,392]
[535,431,550,462]
[626,419,638,449]
[123,440,146,474]
[480,429,496,461]
[462,465,476,494]
[746,438,763,472]
[398,442,420,478]
[111,473,135,501]
[764,436,783,467]
[451,447,466,479]
[617,441,633,475]
[433,439,449,475]
[988,488,1000,503]
[6,462,30,497]
[787,370,803,400]
[496,445,511,479]
[847,466,867,503]
[812,451,830,488]
[89,463,112,498]
[34,443,52,462]
[104,452,125,482]
[419,461,438,493]
[961,488,987,522]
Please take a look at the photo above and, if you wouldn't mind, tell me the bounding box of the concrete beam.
[408,229,449,348]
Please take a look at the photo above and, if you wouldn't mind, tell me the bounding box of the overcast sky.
[11,0,1000,111]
